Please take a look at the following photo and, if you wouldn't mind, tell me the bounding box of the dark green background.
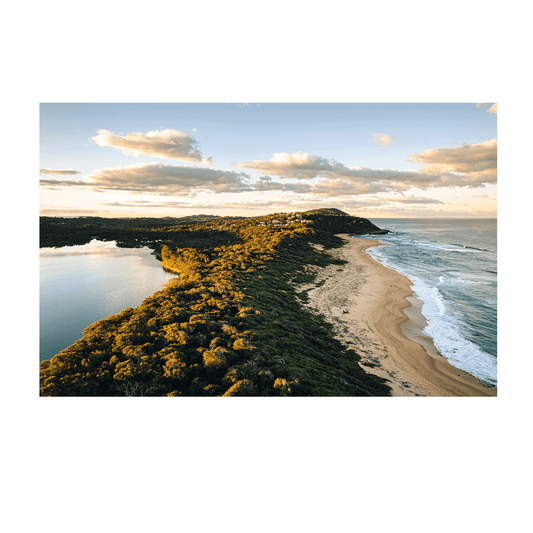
[0,2,531,532]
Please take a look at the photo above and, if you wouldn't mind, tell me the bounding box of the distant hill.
[303,209,387,235]
[39,209,387,249]
[303,208,350,216]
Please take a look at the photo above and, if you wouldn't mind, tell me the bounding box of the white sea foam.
[366,244,497,388]
[410,276,496,387]
[407,240,483,253]
[446,272,496,284]
[438,275,468,285]
[424,318,497,387]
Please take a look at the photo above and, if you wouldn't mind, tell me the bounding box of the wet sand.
[298,235,496,397]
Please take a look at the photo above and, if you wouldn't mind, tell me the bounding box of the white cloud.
[41,139,497,204]
[308,178,402,197]
[386,196,443,204]
[474,103,497,115]
[235,139,497,196]
[236,152,428,186]
[39,207,103,216]
[91,129,213,164]
[40,169,81,175]
[235,152,351,180]
[40,162,251,196]
[252,176,313,194]
[100,198,352,213]
[371,133,396,147]
[407,139,497,185]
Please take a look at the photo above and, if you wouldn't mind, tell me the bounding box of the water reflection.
[40,240,175,362]
[40,240,148,257]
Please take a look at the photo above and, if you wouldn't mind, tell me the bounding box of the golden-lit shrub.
[232,337,255,351]
[203,384,221,395]
[222,379,256,396]
[222,324,238,335]
[163,324,189,345]
[202,346,229,369]
[273,378,288,389]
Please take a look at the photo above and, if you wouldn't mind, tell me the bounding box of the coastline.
[299,234,496,397]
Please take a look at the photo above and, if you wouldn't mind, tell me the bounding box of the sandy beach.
[299,234,496,397]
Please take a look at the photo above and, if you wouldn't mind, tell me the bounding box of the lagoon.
[40,240,175,362]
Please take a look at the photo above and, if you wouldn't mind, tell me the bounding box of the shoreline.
[300,234,496,397]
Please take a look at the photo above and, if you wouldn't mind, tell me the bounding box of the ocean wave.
[409,276,497,387]
[447,249,482,253]
[438,275,468,285]
[362,220,497,388]
[451,272,496,284]
[405,240,482,253]
[424,318,497,388]
[412,277,447,318]
[438,272,495,285]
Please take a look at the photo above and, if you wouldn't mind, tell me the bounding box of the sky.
[40,102,497,219]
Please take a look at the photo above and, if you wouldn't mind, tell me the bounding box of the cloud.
[236,152,433,186]
[307,179,401,197]
[90,129,212,164]
[40,178,91,187]
[371,133,396,147]
[386,196,443,204]
[39,207,103,216]
[474,103,497,115]
[99,198,351,213]
[235,152,355,180]
[103,195,442,213]
[253,176,312,194]
[235,139,496,196]
[407,139,497,185]
[41,139,497,203]
[103,201,186,208]
[40,162,252,196]
[40,169,81,175]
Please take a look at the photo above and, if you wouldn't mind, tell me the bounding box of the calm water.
[356,219,497,389]
[40,240,176,362]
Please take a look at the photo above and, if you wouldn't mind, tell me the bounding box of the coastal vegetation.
[40,208,391,396]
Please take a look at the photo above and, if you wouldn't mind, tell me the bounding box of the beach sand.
[298,234,496,397]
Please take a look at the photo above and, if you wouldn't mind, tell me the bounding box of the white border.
[18,84,516,416]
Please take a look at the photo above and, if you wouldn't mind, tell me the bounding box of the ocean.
[356,218,497,389]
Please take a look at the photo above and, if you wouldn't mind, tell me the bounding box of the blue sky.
[40,102,497,218]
